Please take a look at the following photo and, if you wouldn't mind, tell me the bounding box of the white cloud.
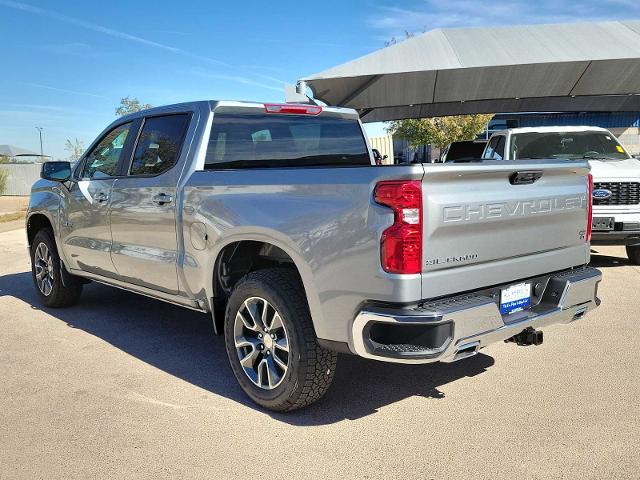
[0,0,229,67]
[26,83,106,99]
[0,0,292,95]
[11,103,81,113]
[192,71,284,93]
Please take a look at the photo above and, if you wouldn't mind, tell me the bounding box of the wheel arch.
[26,212,55,247]
[208,235,322,336]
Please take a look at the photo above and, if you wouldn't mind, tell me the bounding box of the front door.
[109,113,192,295]
[60,122,134,277]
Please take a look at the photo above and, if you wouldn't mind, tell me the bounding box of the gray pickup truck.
[27,101,601,411]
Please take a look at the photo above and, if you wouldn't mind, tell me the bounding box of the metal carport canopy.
[300,21,640,122]
[0,145,40,157]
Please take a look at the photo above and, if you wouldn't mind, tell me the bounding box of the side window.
[494,136,505,160]
[129,114,190,176]
[81,123,131,179]
[483,136,499,159]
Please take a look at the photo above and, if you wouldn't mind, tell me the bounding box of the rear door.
[108,112,192,295]
[420,160,591,298]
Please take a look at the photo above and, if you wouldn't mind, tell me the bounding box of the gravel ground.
[0,226,638,479]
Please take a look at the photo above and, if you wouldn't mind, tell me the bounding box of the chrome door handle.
[95,192,109,203]
[152,193,174,206]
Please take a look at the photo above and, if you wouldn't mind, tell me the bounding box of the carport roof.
[0,144,40,157]
[301,21,640,122]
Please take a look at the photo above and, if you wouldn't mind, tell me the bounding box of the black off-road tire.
[224,268,337,411]
[30,229,83,308]
[626,245,640,265]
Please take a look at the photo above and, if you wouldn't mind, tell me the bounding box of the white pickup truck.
[483,126,640,264]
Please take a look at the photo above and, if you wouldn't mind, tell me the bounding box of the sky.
[1,0,640,159]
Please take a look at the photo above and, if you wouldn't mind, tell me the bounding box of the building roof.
[301,21,640,122]
[0,144,40,157]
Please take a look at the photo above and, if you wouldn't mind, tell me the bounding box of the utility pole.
[35,126,44,162]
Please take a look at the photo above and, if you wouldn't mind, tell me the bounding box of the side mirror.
[41,161,71,182]
[382,154,388,160]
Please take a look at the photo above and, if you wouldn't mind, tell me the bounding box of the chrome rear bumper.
[351,267,602,364]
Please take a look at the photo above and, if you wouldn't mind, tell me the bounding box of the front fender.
[26,183,66,264]
[27,185,63,239]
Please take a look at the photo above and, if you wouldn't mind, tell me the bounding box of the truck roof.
[116,100,359,123]
[493,126,611,135]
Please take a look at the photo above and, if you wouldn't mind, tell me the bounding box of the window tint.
[494,136,505,160]
[129,114,190,176]
[204,113,370,169]
[81,123,131,179]
[510,131,631,160]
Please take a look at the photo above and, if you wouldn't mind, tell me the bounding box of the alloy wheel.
[34,242,54,296]
[233,296,290,390]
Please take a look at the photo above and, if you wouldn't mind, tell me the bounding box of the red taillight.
[587,173,593,242]
[264,103,322,115]
[374,180,423,274]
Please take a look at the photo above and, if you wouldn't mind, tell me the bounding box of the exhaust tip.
[573,306,588,321]
[452,341,480,361]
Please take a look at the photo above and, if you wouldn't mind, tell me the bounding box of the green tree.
[387,114,493,150]
[64,138,85,161]
[115,96,152,116]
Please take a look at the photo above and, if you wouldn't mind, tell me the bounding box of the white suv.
[482,126,640,264]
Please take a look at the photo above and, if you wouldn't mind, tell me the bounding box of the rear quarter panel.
[181,165,424,344]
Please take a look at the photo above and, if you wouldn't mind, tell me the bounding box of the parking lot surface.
[1,226,638,479]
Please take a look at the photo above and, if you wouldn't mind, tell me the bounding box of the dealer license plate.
[500,282,531,315]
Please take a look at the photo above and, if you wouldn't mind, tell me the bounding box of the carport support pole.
[296,80,307,96]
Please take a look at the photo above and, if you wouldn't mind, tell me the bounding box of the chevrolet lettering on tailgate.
[443,195,586,223]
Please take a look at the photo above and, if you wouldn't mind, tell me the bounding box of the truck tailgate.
[421,160,591,299]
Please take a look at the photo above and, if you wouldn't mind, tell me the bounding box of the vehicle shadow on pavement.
[0,271,494,425]
[589,251,631,268]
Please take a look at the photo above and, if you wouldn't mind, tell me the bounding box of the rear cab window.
[204,112,371,169]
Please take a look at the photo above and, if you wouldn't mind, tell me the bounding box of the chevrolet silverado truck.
[483,126,640,264]
[27,101,601,411]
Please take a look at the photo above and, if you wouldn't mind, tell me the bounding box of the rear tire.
[626,245,640,265]
[30,229,83,307]
[224,268,337,411]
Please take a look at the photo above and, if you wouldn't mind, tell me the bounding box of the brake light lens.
[264,103,323,115]
[587,173,593,242]
[374,180,423,274]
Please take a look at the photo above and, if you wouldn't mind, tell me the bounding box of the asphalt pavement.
[1,226,638,479]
